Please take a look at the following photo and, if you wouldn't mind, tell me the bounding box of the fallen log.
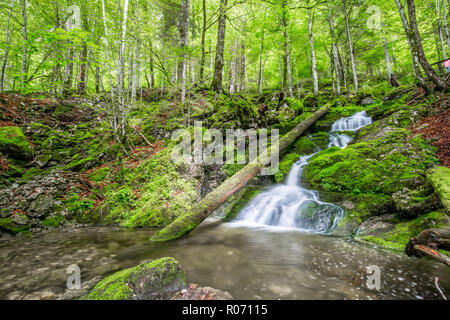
[405,228,450,267]
[150,105,331,242]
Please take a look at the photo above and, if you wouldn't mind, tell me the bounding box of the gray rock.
[361,97,375,106]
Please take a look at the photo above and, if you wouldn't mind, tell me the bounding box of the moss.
[42,215,64,228]
[89,167,111,182]
[20,167,45,183]
[427,166,450,213]
[0,218,31,234]
[304,129,437,196]
[358,211,449,251]
[98,146,201,229]
[64,156,95,171]
[0,126,33,160]
[82,257,187,300]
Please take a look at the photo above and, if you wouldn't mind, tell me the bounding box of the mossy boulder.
[304,129,437,197]
[82,257,187,300]
[356,211,449,251]
[427,166,450,213]
[0,126,33,160]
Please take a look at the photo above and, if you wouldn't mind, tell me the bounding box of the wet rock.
[356,214,396,237]
[82,258,187,300]
[172,283,233,300]
[392,187,441,218]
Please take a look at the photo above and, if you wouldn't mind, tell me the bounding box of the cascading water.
[231,111,372,233]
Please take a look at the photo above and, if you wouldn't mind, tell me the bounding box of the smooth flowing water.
[0,111,448,300]
[231,111,373,233]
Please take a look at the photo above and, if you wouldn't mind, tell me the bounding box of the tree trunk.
[258,20,265,94]
[78,42,88,95]
[211,0,228,93]
[150,105,331,242]
[443,0,450,53]
[101,0,115,99]
[308,9,319,95]
[328,12,341,95]
[383,39,399,87]
[21,0,28,88]
[436,0,447,58]
[0,0,15,93]
[343,0,358,94]
[407,0,447,90]
[394,0,425,86]
[239,39,246,92]
[179,0,190,103]
[199,0,207,82]
[228,40,238,94]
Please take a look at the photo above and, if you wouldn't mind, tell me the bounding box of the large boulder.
[0,126,33,160]
[81,258,187,300]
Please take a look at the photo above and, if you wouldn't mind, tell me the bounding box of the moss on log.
[150,105,331,242]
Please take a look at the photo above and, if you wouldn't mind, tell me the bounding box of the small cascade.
[232,110,372,233]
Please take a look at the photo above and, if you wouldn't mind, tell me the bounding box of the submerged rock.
[171,283,233,300]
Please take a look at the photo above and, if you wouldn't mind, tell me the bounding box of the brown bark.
[150,105,331,242]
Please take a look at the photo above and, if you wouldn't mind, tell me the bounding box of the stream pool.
[0,222,448,300]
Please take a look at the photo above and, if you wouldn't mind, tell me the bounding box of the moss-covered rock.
[356,211,449,251]
[0,126,33,160]
[304,129,437,196]
[0,217,31,235]
[427,166,450,213]
[98,146,202,229]
[81,257,187,300]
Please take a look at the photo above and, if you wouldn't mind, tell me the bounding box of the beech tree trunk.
[150,105,331,242]
[211,0,228,93]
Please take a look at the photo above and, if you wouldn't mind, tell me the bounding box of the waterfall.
[230,111,372,233]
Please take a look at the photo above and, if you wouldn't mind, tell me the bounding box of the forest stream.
[1,112,448,300]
